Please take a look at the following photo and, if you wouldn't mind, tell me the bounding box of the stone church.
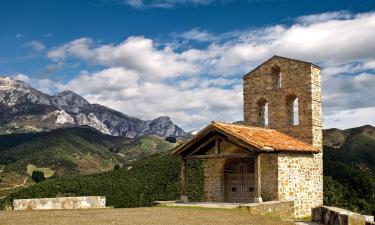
[173,55,323,217]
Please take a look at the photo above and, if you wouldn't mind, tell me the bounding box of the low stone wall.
[239,200,295,220]
[312,206,374,225]
[13,196,106,210]
[153,200,295,219]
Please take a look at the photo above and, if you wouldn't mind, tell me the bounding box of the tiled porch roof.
[173,122,319,155]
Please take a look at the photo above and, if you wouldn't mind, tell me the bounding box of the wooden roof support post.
[254,153,263,203]
[215,137,221,155]
[180,158,188,203]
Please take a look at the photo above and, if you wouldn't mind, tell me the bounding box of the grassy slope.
[0,152,204,209]
[0,127,131,177]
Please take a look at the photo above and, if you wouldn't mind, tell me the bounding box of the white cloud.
[12,73,31,83]
[43,11,375,130]
[123,0,218,9]
[296,11,353,24]
[178,28,219,42]
[48,37,197,81]
[24,41,46,51]
[324,107,375,129]
[58,67,242,130]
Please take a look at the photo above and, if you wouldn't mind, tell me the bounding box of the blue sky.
[0,0,375,130]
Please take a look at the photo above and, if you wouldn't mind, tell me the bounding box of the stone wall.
[243,56,322,150]
[312,206,375,225]
[13,196,106,210]
[239,200,295,220]
[204,158,225,202]
[259,153,278,201]
[277,152,323,218]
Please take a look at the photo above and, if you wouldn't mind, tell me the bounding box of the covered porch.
[172,122,319,205]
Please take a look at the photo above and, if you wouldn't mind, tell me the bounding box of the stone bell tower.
[243,55,322,150]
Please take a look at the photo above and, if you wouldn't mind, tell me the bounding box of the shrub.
[31,170,45,183]
[165,137,176,143]
[114,164,120,170]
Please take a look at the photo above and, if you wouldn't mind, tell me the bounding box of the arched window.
[272,66,281,89]
[257,98,269,127]
[287,95,298,125]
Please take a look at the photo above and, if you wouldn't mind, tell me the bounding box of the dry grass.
[0,207,295,225]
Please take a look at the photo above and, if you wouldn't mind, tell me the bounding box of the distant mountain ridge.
[0,77,188,138]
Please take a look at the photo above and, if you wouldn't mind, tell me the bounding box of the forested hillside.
[0,127,177,193]
[323,125,375,215]
[0,153,204,209]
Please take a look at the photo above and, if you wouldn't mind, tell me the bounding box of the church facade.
[173,56,323,218]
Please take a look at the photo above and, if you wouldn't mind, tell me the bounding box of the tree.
[165,136,176,143]
[31,170,45,183]
[114,164,120,170]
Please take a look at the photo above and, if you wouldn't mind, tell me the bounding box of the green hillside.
[0,127,177,192]
[323,125,375,215]
[0,153,204,210]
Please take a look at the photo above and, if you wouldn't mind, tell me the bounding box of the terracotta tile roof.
[173,122,319,155]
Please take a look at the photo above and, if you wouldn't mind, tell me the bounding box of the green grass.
[26,164,54,178]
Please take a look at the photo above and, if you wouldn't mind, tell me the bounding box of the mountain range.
[0,77,188,138]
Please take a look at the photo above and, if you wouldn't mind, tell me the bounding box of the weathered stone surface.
[243,56,323,217]
[312,206,375,225]
[153,200,295,220]
[239,200,295,220]
[243,56,322,149]
[13,196,106,210]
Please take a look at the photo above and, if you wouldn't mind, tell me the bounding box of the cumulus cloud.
[10,74,56,94]
[58,67,242,130]
[43,11,375,130]
[12,73,31,83]
[24,41,46,51]
[48,37,197,80]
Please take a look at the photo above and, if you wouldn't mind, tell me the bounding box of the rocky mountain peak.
[0,77,33,91]
[0,76,189,138]
[52,90,91,113]
[0,77,51,106]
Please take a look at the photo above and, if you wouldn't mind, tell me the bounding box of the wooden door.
[224,158,255,203]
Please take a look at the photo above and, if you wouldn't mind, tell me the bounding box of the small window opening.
[287,95,299,125]
[272,66,281,89]
[257,98,269,127]
[232,187,237,192]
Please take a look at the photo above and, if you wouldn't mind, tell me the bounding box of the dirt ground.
[0,207,295,225]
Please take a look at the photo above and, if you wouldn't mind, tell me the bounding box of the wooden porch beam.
[215,137,221,154]
[185,153,255,160]
[185,136,216,157]
[217,135,258,153]
[254,154,263,203]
